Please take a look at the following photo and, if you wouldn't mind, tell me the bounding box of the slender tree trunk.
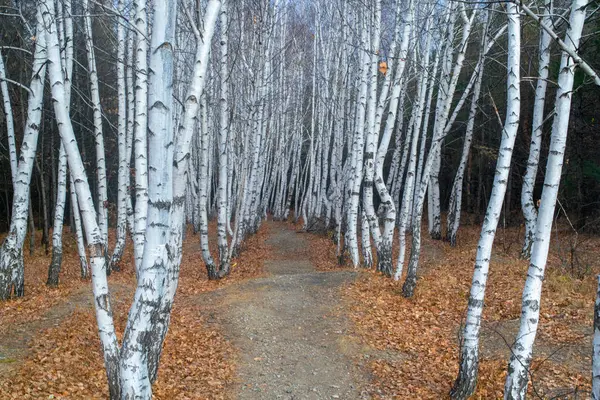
[35,158,49,254]
[42,1,120,395]
[0,8,47,300]
[82,0,108,255]
[199,96,217,278]
[520,0,553,258]
[362,0,383,258]
[0,50,16,186]
[504,2,587,396]
[110,0,128,271]
[47,146,67,286]
[125,28,135,238]
[133,0,149,272]
[450,4,521,398]
[28,199,35,256]
[447,13,491,246]
[346,15,369,267]
[374,0,410,276]
[46,0,75,287]
[217,0,230,275]
[70,173,89,278]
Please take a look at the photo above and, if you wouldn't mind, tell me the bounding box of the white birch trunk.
[42,1,120,395]
[403,6,478,296]
[47,146,67,286]
[360,210,373,268]
[0,51,16,185]
[504,2,587,396]
[346,15,370,267]
[119,0,178,396]
[133,0,149,272]
[450,4,521,397]
[110,0,128,271]
[217,0,230,273]
[362,0,383,256]
[446,13,491,246]
[520,0,553,258]
[69,173,89,278]
[147,1,221,383]
[199,96,217,277]
[125,29,136,237]
[0,7,47,299]
[82,0,108,252]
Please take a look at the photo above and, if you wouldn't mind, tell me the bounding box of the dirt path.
[204,222,368,399]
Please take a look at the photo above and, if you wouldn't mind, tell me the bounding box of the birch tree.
[346,14,369,267]
[520,0,553,258]
[0,7,47,299]
[446,11,491,247]
[217,0,231,275]
[42,0,120,395]
[47,0,76,286]
[83,0,109,252]
[133,0,149,272]
[450,3,521,397]
[362,0,383,267]
[505,2,589,396]
[0,51,15,186]
[110,0,128,271]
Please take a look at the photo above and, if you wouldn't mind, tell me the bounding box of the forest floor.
[202,223,368,399]
[0,223,269,399]
[0,218,599,399]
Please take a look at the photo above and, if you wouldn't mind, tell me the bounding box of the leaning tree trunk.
[69,174,89,278]
[504,2,587,397]
[0,50,16,186]
[396,8,430,281]
[450,4,521,398]
[82,0,108,255]
[42,0,120,395]
[446,12,490,246]
[520,0,552,259]
[0,8,47,300]
[403,5,481,297]
[46,0,75,287]
[374,0,411,276]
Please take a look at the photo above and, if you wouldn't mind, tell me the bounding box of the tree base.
[450,348,479,400]
[47,247,63,287]
[402,274,416,298]
[0,238,25,300]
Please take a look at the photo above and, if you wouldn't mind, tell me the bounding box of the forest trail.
[203,221,368,399]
